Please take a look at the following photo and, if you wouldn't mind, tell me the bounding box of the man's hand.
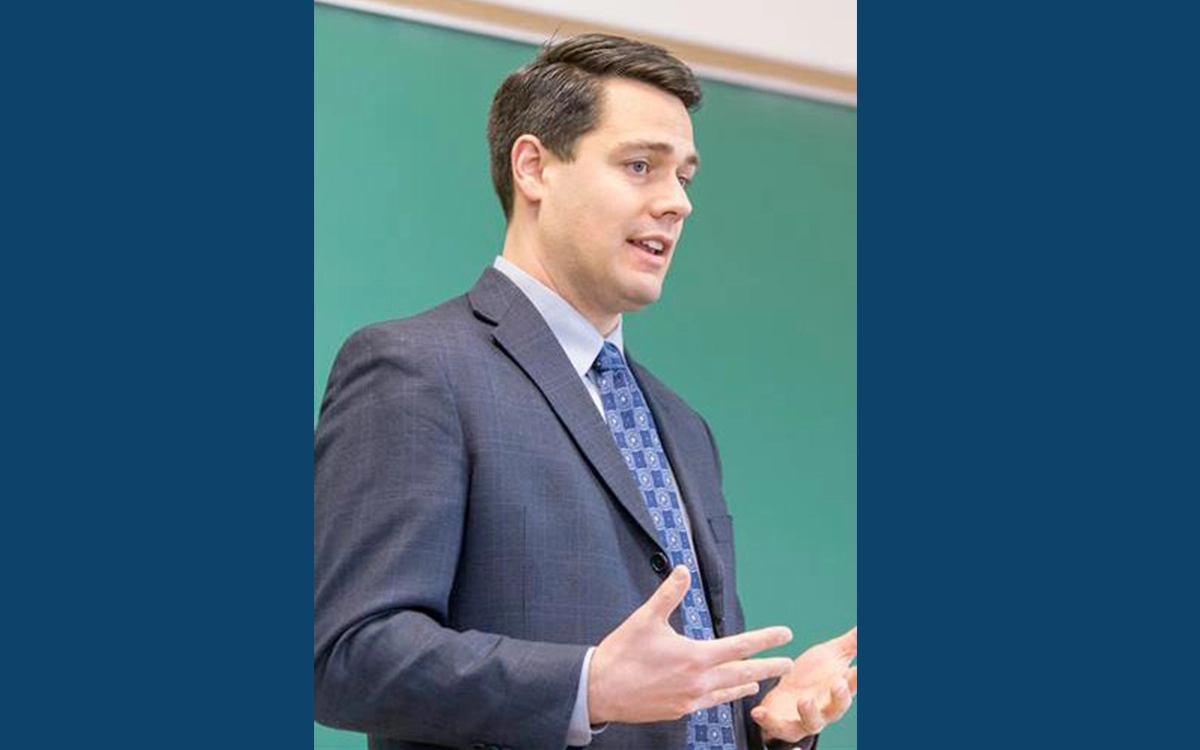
[750,626,858,743]
[588,565,795,725]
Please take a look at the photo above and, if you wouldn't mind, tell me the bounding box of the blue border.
[5,3,314,747]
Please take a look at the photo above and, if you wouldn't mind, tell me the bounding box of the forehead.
[583,77,697,158]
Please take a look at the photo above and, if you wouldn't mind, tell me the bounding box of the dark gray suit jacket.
[315,268,806,750]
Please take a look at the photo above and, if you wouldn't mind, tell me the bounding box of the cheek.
[587,174,638,216]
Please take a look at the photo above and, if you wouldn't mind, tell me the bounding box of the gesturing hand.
[588,565,796,725]
[751,626,858,743]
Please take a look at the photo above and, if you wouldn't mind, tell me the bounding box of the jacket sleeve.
[314,325,588,749]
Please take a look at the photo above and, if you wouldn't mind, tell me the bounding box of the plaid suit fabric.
[316,269,774,749]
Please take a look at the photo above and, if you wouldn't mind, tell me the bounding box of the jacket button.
[650,551,670,575]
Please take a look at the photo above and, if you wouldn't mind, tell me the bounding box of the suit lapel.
[628,355,727,625]
[469,269,666,552]
[469,268,727,624]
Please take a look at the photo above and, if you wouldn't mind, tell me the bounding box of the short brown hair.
[486,33,702,220]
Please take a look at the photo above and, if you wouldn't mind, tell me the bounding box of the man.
[315,33,856,750]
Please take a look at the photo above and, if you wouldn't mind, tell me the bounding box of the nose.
[651,177,692,222]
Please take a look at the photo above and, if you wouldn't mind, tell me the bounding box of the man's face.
[535,77,698,331]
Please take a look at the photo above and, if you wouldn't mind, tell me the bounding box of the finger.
[796,696,826,735]
[704,657,794,692]
[845,665,857,695]
[641,565,691,622]
[694,681,761,714]
[704,625,794,664]
[750,705,791,742]
[750,705,806,744]
[823,679,853,722]
[836,625,858,658]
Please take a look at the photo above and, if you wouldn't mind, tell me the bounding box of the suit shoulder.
[631,359,710,425]
[319,296,479,416]
[628,357,720,451]
[337,295,475,357]
[631,358,725,481]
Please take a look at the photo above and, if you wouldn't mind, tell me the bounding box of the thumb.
[836,625,857,658]
[644,565,691,622]
[750,706,777,738]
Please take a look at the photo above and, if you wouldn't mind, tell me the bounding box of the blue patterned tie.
[591,342,736,750]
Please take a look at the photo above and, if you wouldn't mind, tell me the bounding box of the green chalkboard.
[315,5,857,748]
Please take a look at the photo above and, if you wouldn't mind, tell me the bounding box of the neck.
[501,224,620,337]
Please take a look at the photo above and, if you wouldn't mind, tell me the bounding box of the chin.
[622,286,664,311]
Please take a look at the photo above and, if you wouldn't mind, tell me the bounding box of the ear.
[510,134,549,206]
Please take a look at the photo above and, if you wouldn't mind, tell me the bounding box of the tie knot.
[592,342,626,374]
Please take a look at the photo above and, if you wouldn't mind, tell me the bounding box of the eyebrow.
[615,140,700,170]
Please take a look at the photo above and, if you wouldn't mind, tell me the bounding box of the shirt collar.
[492,255,624,377]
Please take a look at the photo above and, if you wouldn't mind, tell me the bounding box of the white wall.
[479,0,857,76]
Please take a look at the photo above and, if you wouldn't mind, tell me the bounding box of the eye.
[627,160,650,175]
[677,174,692,190]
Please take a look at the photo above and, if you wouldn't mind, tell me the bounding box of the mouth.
[627,235,673,259]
